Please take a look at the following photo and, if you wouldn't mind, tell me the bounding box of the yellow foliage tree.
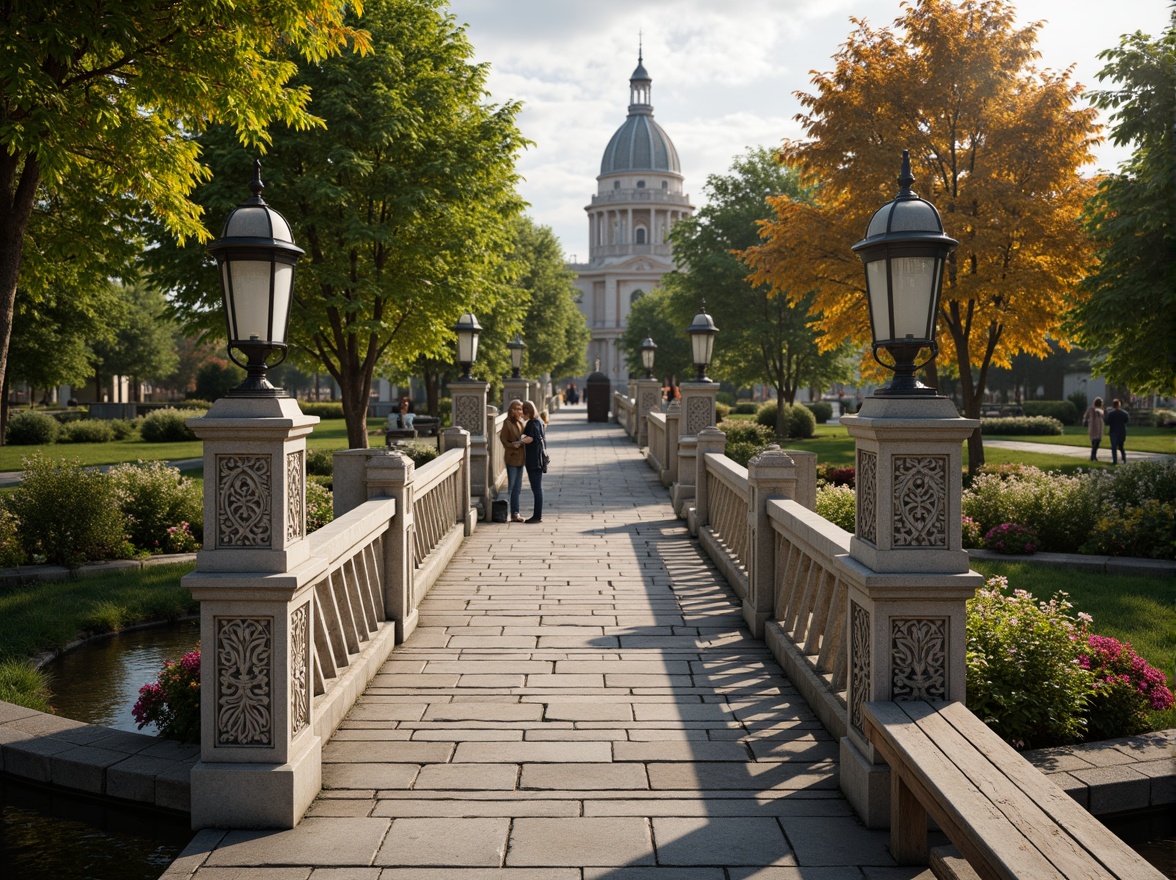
[743,0,1100,469]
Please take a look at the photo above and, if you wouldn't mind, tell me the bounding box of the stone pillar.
[678,380,718,438]
[672,381,717,516]
[689,426,727,536]
[837,394,983,828]
[744,445,798,637]
[634,377,660,448]
[661,404,680,488]
[450,378,490,520]
[183,395,323,829]
[503,378,529,412]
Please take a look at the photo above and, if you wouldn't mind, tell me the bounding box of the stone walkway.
[166,409,924,879]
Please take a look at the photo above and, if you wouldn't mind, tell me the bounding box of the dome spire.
[629,37,651,109]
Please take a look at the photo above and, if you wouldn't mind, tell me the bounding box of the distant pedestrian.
[499,399,526,522]
[1083,397,1104,461]
[1105,399,1129,464]
[520,399,547,523]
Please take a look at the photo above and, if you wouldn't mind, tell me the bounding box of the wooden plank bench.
[862,700,1162,880]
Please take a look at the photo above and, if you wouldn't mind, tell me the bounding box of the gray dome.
[600,114,681,174]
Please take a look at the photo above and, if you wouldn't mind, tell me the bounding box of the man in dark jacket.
[1105,399,1130,464]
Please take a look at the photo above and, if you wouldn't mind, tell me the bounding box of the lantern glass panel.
[891,255,936,340]
[223,260,273,342]
[270,263,293,344]
[866,260,890,339]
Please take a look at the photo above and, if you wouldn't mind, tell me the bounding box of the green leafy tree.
[1072,11,1176,394]
[151,0,527,447]
[663,148,853,437]
[0,0,369,435]
[619,288,694,386]
[512,218,589,381]
[90,281,180,402]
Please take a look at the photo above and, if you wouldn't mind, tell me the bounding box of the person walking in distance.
[1084,397,1104,461]
[499,400,527,523]
[1105,398,1130,464]
[520,399,546,523]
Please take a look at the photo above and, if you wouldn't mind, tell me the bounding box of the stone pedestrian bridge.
[161,392,1161,880]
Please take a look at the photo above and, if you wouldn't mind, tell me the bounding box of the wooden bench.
[862,700,1162,880]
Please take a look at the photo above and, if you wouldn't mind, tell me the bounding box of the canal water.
[44,619,200,734]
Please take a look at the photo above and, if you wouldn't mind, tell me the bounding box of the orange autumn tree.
[743,0,1099,470]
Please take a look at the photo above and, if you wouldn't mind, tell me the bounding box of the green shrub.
[716,390,736,406]
[6,410,60,445]
[804,401,833,424]
[732,402,759,415]
[0,502,24,566]
[300,401,345,419]
[1085,460,1176,512]
[962,467,1095,553]
[108,418,136,440]
[966,576,1093,748]
[7,455,131,566]
[1082,500,1175,560]
[815,484,856,531]
[714,402,731,421]
[306,449,334,476]
[306,480,334,533]
[108,461,203,553]
[1066,390,1087,415]
[719,420,774,446]
[961,515,984,549]
[398,441,440,468]
[979,416,1064,435]
[723,441,765,468]
[1021,400,1080,426]
[139,408,202,442]
[755,402,817,439]
[59,419,115,444]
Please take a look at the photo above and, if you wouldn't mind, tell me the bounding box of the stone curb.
[0,552,197,588]
[967,549,1175,578]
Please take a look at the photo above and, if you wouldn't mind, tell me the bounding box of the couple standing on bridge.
[500,398,548,524]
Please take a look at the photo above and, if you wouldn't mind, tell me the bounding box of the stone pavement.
[166,409,926,879]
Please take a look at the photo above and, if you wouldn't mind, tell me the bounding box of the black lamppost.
[640,335,658,379]
[454,312,483,380]
[507,332,526,379]
[206,160,304,396]
[686,305,718,383]
[851,150,958,396]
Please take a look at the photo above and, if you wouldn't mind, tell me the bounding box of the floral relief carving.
[290,604,310,737]
[857,450,877,544]
[686,397,713,435]
[892,456,947,547]
[287,451,304,542]
[891,618,947,701]
[638,390,658,415]
[217,455,272,547]
[850,602,871,733]
[216,617,273,746]
[453,396,484,434]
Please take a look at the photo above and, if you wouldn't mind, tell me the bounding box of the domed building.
[571,52,693,387]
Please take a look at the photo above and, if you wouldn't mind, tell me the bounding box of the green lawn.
[982,424,1175,454]
[0,418,360,472]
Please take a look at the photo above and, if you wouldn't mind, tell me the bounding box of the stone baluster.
[743,445,799,638]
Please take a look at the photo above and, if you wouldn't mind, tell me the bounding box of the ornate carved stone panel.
[686,397,712,435]
[287,451,304,542]
[891,618,947,701]
[290,604,310,737]
[850,601,871,733]
[857,450,877,545]
[215,617,273,746]
[217,455,272,547]
[453,396,484,434]
[638,390,658,415]
[892,455,947,547]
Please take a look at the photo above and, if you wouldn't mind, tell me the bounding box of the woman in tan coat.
[499,399,527,522]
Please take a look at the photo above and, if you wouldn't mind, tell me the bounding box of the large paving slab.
[178,408,916,878]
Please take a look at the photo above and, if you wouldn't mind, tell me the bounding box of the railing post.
[634,377,660,448]
[837,395,983,828]
[182,396,322,829]
[442,427,475,536]
[450,378,490,520]
[744,445,798,638]
[672,380,717,517]
[689,426,726,536]
[503,377,529,412]
[663,404,680,487]
[362,452,416,641]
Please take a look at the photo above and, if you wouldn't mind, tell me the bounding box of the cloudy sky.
[445,0,1170,262]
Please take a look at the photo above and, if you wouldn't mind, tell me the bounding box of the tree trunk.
[0,373,7,445]
[0,151,41,437]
